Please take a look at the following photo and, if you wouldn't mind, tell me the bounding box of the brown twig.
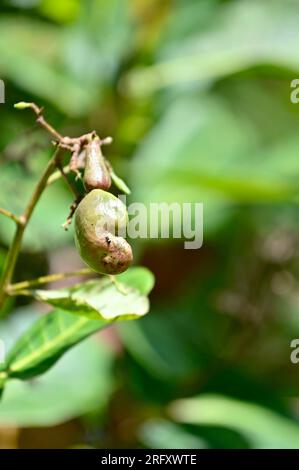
[62,196,82,230]
[14,102,63,140]
[56,158,80,199]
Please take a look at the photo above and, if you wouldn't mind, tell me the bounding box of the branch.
[14,102,62,140]
[0,102,112,310]
[7,268,94,293]
[0,208,22,225]
[14,102,94,148]
[0,147,63,309]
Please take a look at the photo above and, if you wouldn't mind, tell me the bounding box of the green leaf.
[1,267,154,383]
[0,338,114,427]
[5,310,107,380]
[170,394,299,449]
[117,266,155,295]
[21,267,154,321]
[110,170,131,195]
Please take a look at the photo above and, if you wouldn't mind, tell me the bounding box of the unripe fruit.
[83,136,111,191]
[75,189,133,275]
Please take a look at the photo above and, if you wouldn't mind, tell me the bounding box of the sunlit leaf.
[20,267,154,321]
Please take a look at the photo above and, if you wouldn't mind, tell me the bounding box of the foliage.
[1,0,299,449]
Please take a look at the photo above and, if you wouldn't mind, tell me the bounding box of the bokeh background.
[1,0,299,449]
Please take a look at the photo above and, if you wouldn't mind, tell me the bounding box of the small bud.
[14,102,32,110]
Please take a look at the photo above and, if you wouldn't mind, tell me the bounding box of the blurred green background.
[1,0,299,449]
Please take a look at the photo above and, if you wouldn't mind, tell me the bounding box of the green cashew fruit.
[83,136,111,191]
[74,189,133,275]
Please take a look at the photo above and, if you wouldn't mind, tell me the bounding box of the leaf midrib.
[9,316,90,373]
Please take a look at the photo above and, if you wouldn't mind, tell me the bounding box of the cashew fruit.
[74,189,133,274]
